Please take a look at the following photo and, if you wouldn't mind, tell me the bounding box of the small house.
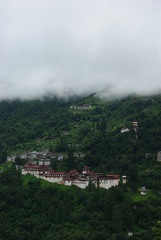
[20,153,28,159]
[120,128,130,133]
[122,176,127,184]
[38,159,51,166]
[77,104,92,110]
[7,155,16,162]
[132,121,138,132]
[157,151,161,161]
[58,154,64,161]
[140,187,146,196]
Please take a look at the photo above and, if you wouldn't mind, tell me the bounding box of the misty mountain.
[0,94,161,171]
[0,0,161,100]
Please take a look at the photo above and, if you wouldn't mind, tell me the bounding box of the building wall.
[38,160,44,165]
[21,169,37,176]
[22,169,48,177]
[122,177,127,184]
[99,179,120,190]
[39,175,64,183]
[157,152,161,161]
[64,180,72,186]
[22,169,27,175]
[22,169,121,190]
[72,180,89,189]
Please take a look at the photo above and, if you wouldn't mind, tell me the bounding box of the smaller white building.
[132,121,138,132]
[38,159,51,166]
[58,154,64,161]
[140,187,146,196]
[120,128,130,133]
[70,104,92,110]
[128,232,133,237]
[157,151,161,161]
[20,153,28,159]
[122,176,127,184]
[64,178,72,186]
[7,155,16,162]
[40,171,65,183]
[99,175,120,190]
[31,151,38,159]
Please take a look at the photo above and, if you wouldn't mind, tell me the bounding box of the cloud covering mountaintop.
[0,0,161,100]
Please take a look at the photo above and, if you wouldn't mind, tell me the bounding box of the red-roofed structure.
[22,163,126,189]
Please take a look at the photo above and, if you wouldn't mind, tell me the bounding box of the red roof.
[24,163,50,170]
[47,172,65,175]
[106,174,120,179]
[64,177,72,181]
[23,162,121,182]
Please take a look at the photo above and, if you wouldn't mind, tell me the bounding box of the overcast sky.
[0,0,161,100]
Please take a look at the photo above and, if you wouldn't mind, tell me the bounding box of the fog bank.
[0,0,161,100]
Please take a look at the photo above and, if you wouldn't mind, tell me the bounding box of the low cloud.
[0,0,161,100]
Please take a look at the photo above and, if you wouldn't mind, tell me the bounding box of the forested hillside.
[0,94,161,239]
[0,164,161,240]
[0,94,161,169]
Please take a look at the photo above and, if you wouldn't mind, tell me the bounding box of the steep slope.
[0,94,161,240]
[0,94,160,160]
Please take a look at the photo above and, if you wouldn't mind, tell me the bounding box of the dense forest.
[0,165,161,240]
[0,93,161,239]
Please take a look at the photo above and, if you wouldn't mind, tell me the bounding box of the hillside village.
[6,118,161,191]
[7,120,139,164]
[7,146,161,192]
[7,149,127,190]
[7,149,86,165]
[7,150,63,165]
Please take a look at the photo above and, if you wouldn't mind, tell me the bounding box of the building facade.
[157,151,161,161]
[22,164,126,190]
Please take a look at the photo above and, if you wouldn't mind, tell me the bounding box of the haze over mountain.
[0,0,161,100]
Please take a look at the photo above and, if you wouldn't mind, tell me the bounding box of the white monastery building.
[22,164,126,190]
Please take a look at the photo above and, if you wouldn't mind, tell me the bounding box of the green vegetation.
[0,164,161,239]
[0,93,161,239]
